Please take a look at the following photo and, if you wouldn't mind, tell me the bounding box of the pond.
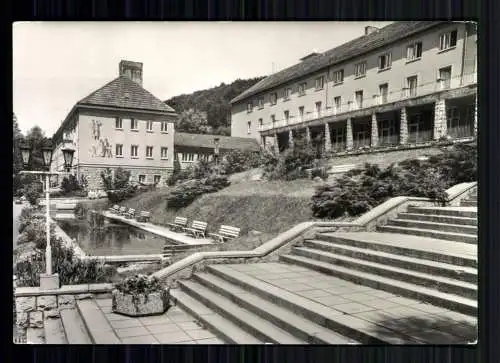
[57,217,173,256]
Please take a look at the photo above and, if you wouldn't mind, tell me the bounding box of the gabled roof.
[230,21,446,104]
[174,132,260,152]
[78,76,176,113]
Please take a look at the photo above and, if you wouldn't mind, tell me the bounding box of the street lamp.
[18,140,75,290]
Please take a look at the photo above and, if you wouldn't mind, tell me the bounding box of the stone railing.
[151,181,477,286]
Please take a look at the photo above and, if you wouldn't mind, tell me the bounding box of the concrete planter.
[111,289,170,317]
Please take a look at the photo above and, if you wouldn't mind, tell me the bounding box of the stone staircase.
[169,188,477,344]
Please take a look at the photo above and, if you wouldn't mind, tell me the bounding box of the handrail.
[151,181,476,281]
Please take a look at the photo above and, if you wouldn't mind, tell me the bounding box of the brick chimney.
[119,60,143,86]
[364,26,379,35]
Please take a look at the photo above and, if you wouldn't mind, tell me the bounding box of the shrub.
[221,150,262,175]
[311,144,475,219]
[107,185,137,203]
[114,274,166,296]
[23,182,42,206]
[166,175,230,209]
[74,202,88,219]
[167,159,182,186]
[100,167,131,190]
[61,174,82,194]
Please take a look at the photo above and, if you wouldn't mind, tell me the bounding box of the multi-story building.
[51,60,177,190]
[230,21,477,155]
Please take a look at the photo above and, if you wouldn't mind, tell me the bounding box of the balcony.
[258,72,476,133]
[407,130,433,144]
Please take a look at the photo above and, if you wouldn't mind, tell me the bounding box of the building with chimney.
[51,60,177,190]
[230,21,477,155]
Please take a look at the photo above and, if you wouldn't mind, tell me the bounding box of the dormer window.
[123,92,130,100]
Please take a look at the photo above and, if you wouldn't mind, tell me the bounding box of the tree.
[13,113,25,175]
[24,125,49,171]
[176,109,213,134]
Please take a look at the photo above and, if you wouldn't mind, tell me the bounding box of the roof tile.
[174,132,260,152]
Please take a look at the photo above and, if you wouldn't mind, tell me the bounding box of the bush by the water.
[166,175,231,209]
[107,186,137,203]
[311,144,476,219]
[15,209,115,287]
[221,150,262,175]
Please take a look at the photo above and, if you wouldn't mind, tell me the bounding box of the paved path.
[225,262,477,344]
[103,212,213,246]
[94,299,224,344]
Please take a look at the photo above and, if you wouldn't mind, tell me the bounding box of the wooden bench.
[184,220,208,239]
[124,208,136,219]
[167,217,188,232]
[108,205,120,213]
[162,244,196,258]
[118,206,127,216]
[209,225,241,243]
[136,211,151,223]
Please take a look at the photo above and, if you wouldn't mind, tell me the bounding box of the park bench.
[108,205,120,213]
[124,208,136,219]
[118,206,127,216]
[136,211,151,223]
[209,225,241,243]
[167,217,188,232]
[184,220,208,239]
[162,244,195,258]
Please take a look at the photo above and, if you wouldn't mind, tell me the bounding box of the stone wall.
[78,165,173,190]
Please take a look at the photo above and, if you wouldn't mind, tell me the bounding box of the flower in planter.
[112,274,171,316]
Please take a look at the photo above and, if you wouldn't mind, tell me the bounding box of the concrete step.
[280,254,477,316]
[290,247,477,299]
[407,206,477,218]
[397,212,477,226]
[170,289,258,344]
[26,328,45,344]
[178,279,306,344]
[193,272,358,344]
[208,265,414,344]
[76,299,120,344]
[377,225,477,244]
[303,239,477,284]
[460,200,477,207]
[60,308,93,344]
[386,219,477,235]
[44,316,68,344]
[316,233,477,268]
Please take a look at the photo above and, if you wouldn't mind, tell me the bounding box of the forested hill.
[164,76,265,135]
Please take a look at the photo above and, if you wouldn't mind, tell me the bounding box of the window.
[258,118,263,130]
[115,117,123,129]
[379,83,389,104]
[333,70,344,84]
[355,91,364,109]
[299,106,305,122]
[247,102,253,113]
[270,93,278,105]
[146,120,153,131]
[378,53,392,70]
[161,121,168,132]
[258,97,264,109]
[298,82,307,96]
[354,62,367,78]
[439,66,452,89]
[284,88,292,100]
[284,111,290,124]
[439,30,458,51]
[131,145,138,157]
[181,153,195,162]
[407,76,418,97]
[407,42,423,61]
[161,147,168,159]
[315,76,325,90]
[115,144,123,157]
[146,146,153,158]
[138,175,146,183]
[334,97,342,112]
[247,121,252,134]
[315,102,322,118]
[154,175,161,185]
[130,118,138,130]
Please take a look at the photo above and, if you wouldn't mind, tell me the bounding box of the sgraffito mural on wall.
[89,119,113,158]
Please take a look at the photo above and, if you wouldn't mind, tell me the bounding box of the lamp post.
[19,140,75,290]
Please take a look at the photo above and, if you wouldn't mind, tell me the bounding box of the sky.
[13,21,392,136]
